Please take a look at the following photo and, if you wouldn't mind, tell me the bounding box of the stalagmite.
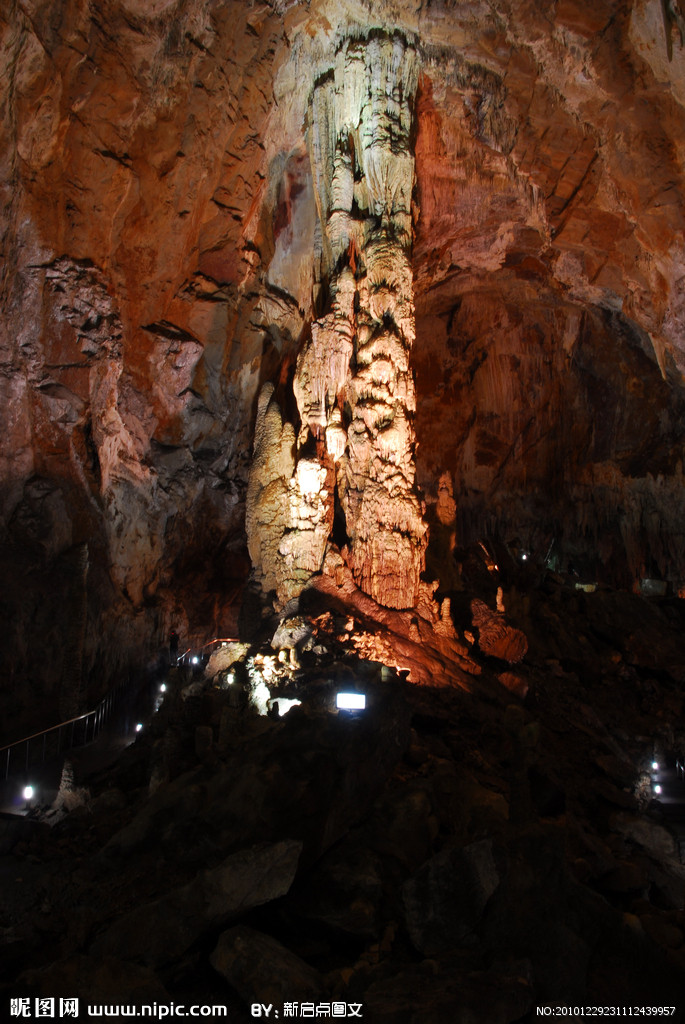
[303,33,427,609]
[246,383,333,607]
[247,32,428,611]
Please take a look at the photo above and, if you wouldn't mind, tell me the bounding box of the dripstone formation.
[3,0,685,762]
[247,32,427,610]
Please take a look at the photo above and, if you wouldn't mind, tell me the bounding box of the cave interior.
[1,0,685,1017]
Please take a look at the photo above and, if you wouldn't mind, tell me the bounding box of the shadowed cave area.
[1,1,685,1020]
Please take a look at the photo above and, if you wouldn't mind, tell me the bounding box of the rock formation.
[247,32,427,610]
[246,382,333,607]
[1,0,685,727]
[3,3,685,1014]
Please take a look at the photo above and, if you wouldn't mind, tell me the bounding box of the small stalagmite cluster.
[247,32,427,609]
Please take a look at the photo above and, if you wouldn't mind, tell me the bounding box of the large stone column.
[246,31,427,610]
[299,33,427,608]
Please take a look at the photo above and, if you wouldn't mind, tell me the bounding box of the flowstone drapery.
[247,32,427,610]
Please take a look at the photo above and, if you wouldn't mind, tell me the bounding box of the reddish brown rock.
[1,0,684,727]
[472,599,528,664]
[498,671,529,700]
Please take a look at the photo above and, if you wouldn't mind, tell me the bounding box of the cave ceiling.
[1,0,685,703]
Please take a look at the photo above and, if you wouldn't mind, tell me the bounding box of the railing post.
[42,733,47,763]
[5,747,10,781]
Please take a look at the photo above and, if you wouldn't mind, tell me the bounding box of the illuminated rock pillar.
[247,32,427,610]
[299,33,427,608]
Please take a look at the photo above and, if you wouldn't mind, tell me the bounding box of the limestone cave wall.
[1,0,685,733]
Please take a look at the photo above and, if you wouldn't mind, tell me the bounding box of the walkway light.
[23,785,34,801]
[336,693,366,710]
[652,761,659,770]
[135,723,143,733]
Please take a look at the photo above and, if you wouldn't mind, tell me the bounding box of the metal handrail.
[2,636,242,781]
[1,683,125,781]
[0,707,104,754]
[176,637,240,663]
[199,637,239,649]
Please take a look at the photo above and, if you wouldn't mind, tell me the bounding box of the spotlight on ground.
[336,692,366,711]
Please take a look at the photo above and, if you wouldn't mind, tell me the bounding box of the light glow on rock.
[272,697,302,717]
[296,459,326,498]
[251,680,271,716]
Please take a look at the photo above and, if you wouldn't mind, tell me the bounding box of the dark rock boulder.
[292,840,385,939]
[401,839,500,955]
[210,925,324,1005]
[92,839,302,968]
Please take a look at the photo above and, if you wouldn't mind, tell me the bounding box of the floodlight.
[336,693,366,710]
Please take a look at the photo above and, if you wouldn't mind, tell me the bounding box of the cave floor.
[1,574,685,1020]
